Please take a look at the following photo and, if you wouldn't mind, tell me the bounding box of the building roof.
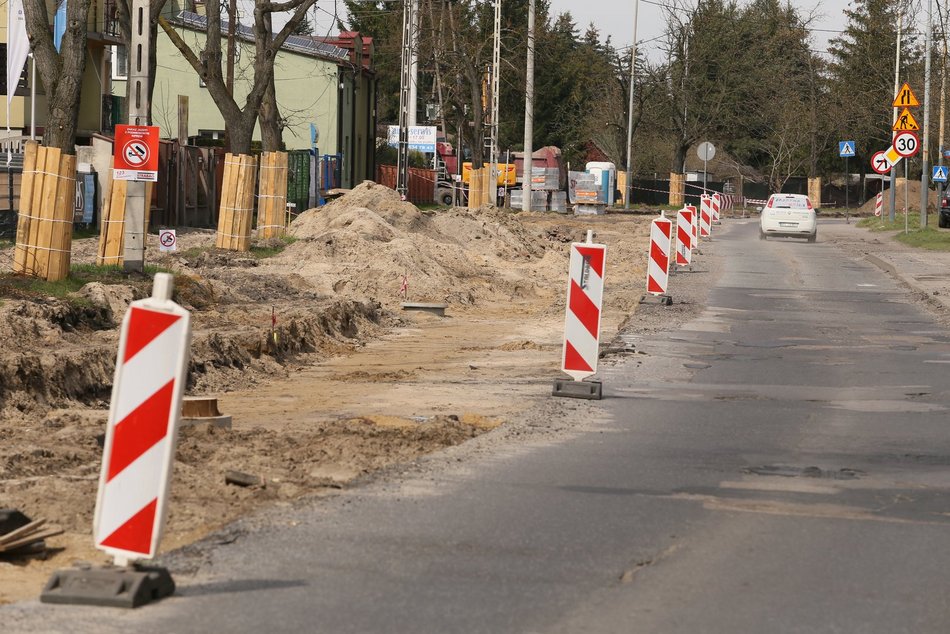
[171,11,351,63]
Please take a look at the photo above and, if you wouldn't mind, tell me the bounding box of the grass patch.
[894,226,950,250]
[0,263,180,302]
[249,235,297,259]
[856,214,950,250]
[858,213,923,232]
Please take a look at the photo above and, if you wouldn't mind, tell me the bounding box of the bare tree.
[21,0,94,152]
[159,0,318,154]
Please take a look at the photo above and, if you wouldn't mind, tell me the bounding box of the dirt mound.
[858,179,938,214]
[284,181,551,306]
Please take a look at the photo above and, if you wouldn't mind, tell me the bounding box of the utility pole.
[488,0,501,205]
[124,0,150,273]
[938,9,948,204]
[624,0,639,209]
[921,0,934,227]
[408,0,418,126]
[522,0,535,212]
[396,0,413,200]
[889,10,903,223]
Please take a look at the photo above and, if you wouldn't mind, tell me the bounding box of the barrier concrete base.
[640,293,673,306]
[552,379,603,400]
[401,302,449,317]
[40,563,174,608]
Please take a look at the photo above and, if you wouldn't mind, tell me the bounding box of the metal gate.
[287,151,311,213]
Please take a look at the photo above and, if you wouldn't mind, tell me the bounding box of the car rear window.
[770,197,809,209]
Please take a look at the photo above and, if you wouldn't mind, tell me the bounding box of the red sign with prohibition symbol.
[113,125,159,182]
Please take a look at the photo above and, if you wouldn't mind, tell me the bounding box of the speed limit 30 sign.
[893,131,919,158]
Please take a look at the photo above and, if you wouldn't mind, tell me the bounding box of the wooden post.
[258,151,288,239]
[13,141,38,273]
[47,154,77,281]
[669,172,685,207]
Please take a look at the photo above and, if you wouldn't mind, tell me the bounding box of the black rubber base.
[40,564,175,608]
[639,293,673,306]
[552,379,603,400]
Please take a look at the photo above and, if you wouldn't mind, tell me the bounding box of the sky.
[545,0,854,61]
[300,0,895,63]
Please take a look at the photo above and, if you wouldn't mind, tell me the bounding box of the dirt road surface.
[0,184,665,603]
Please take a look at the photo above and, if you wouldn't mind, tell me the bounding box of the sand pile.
[282,182,551,306]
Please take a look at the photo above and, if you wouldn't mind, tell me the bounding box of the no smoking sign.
[114,125,159,182]
[158,229,177,252]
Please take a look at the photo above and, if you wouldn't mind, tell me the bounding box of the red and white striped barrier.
[875,191,883,217]
[699,195,712,238]
[561,234,606,382]
[647,213,673,295]
[711,192,722,224]
[686,204,698,250]
[94,273,192,564]
[676,208,693,266]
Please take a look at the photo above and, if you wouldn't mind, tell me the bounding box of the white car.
[759,193,817,242]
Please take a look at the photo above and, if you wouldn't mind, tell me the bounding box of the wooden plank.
[0,528,64,553]
[0,519,45,545]
[13,141,38,273]
[47,154,76,281]
[97,164,113,264]
[23,145,49,275]
[101,178,127,266]
[237,154,255,251]
[35,146,63,279]
[216,152,236,249]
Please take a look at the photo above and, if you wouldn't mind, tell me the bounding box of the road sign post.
[697,142,716,194]
[839,141,855,224]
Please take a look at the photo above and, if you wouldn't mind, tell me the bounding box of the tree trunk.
[259,80,282,151]
[23,0,92,153]
[257,12,282,151]
[672,142,688,174]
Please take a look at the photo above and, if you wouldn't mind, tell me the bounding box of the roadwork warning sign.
[114,125,159,182]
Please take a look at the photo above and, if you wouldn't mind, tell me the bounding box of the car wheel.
[439,192,454,206]
[940,214,950,229]
[807,233,816,243]
[759,231,767,240]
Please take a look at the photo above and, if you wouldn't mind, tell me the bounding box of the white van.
[759,193,817,242]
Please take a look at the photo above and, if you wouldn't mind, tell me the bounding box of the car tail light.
[943,198,949,207]
[766,198,774,208]
[806,198,813,209]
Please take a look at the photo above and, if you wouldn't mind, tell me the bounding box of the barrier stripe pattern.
[647,214,673,294]
[94,301,191,561]
[686,204,698,249]
[561,242,606,381]
[676,209,693,266]
[875,192,883,217]
[711,192,722,223]
[699,195,712,238]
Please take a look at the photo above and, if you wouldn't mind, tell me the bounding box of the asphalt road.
[8,218,950,632]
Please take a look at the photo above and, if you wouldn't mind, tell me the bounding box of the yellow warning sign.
[893,83,920,108]
[893,108,920,131]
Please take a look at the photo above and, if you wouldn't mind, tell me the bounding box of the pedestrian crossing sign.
[838,141,856,157]
[933,165,948,182]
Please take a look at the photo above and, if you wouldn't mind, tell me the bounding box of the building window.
[111,46,128,80]
[0,44,29,97]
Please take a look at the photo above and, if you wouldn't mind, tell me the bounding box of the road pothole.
[744,465,865,480]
